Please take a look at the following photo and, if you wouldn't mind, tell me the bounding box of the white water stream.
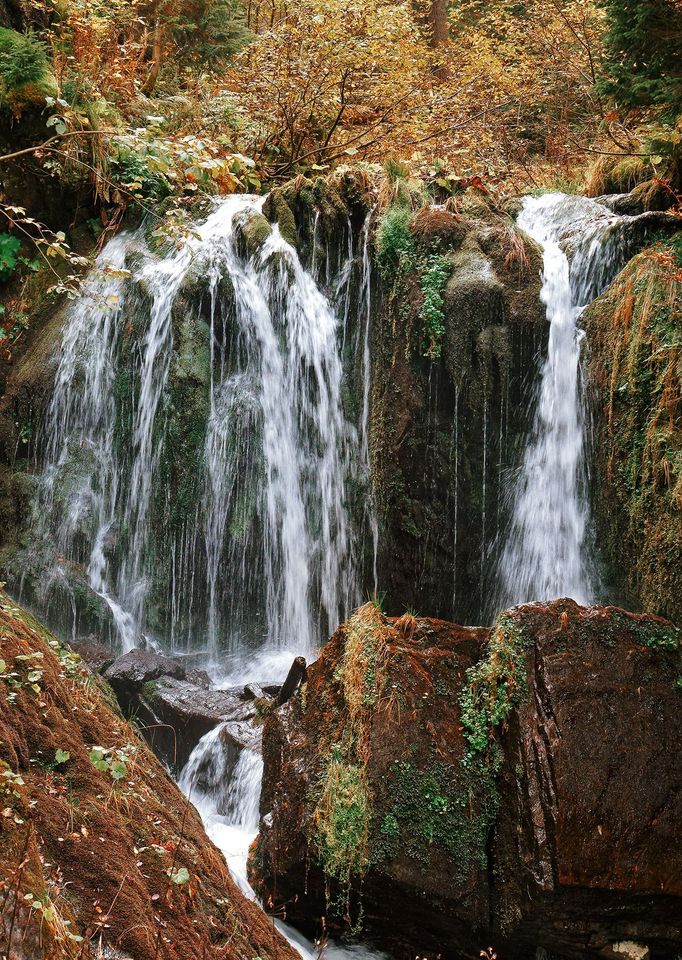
[495,192,657,611]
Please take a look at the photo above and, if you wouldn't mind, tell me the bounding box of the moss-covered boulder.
[583,239,682,623]
[236,209,272,257]
[0,27,57,116]
[0,591,298,960]
[251,600,681,959]
[250,602,490,953]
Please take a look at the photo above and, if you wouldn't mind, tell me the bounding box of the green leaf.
[54,749,70,765]
[168,866,190,885]
[109,760,127,781]
[0,659,6,674]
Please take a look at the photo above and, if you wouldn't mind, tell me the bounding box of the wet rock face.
[582,244,682,625]
[252,600,681,959]
[103,648,261,768]
[104,648,186,689]
[494,601,682,959]
[370,205,547,625]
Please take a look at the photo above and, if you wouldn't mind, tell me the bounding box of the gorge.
[1,167,680,960]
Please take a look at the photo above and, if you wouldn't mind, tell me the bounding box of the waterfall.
[24,194,370,656]
[494,192,659,612]
[179,688,387,960]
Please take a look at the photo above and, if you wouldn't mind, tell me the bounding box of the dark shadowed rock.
[251,600,681,959]
[138,677,257,769]
[69,636,116,673]
[103,648,186,704]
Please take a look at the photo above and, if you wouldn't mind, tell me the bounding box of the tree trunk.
[427,0,449,47]
[141,15,163,97]
[278,657,307,705]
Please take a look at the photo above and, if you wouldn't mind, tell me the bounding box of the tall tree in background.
[598,0,682,112]
[426,0,450,45]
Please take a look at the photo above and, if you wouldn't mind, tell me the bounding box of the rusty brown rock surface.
[494,600,682,959]
[251,599,681,960]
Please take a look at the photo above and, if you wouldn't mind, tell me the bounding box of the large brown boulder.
[250,600,681,959]
[250,602,491,955]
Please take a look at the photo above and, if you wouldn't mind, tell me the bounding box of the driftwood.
[278,656,307,705]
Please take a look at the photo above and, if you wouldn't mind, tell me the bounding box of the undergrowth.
[375,202,453,360]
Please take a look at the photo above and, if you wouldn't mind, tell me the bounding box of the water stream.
[494,192,658,612]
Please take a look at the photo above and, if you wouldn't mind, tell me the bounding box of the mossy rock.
[262,191,299,248]
[0,27,58,116]
[237,210,272,257]
[583,239,682,622]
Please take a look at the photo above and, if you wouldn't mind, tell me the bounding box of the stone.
[69,636,116,673]
[138,677,257,769]
[237,210,272,257]
[103,648,186,703]
[250,603,490,955]
[251,600,682,959]
[600,944,650,960]
[243,681,270,701]
[493,600,682,959]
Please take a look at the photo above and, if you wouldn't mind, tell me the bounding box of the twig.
[0,129,120,165]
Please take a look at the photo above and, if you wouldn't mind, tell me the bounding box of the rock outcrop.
[102,648,265,769]
[0,592,298,960]
[583,240,682,624]
[250,600,682,959]
[368,196,547,625]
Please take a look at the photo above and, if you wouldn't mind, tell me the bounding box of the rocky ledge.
[101,647,276,769]
[249,600,681,960]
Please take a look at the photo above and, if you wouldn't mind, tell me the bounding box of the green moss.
[142,680,159,700]
[376,205,416,274]
[315,750,370,888]
[419,254,451,360]
[0,28,58,115]
[263,192,299,248]
[375,204,452,360]
[373,757,496,878]
[364,613,531,881]
[313,605,389,910]
[459,614,529,765]
[239,211,272,256]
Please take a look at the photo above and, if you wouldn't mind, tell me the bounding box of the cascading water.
[494,192,660,612]
[23,192,383,954]
[179,714,386,960]
[24,195,372,657]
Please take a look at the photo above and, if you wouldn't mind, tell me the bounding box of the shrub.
[0,28,56,113]
[0,233,21,281]
[375,204,416,275]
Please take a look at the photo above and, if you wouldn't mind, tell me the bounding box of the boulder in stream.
[250,600,682,960]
